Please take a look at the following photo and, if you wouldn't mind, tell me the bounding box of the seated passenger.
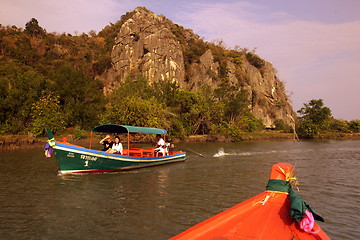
[154,134,166,157]
[106,136,123,154]
[100,134,113,151]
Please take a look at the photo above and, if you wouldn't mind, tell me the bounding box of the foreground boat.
[46,124,186,174]
[170,163,330,240]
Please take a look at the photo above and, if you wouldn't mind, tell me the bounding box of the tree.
[100,74,171,129]
[29,92,65,136]
[0,65,46,133]
[214,79,250,122]
[297,99,332,138]
[25,18,46,36]
[297,99,332,125]
[51,65,105,129]
[175,90,213,135]
[349,120,360,132]
[100,95,167,128]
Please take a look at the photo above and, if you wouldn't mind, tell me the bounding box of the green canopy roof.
[91,124,167,135]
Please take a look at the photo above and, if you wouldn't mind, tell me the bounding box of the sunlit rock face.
[111,7,186,88]
[105,7,295,128]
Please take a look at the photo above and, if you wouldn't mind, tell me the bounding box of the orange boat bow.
[170,163,330,240]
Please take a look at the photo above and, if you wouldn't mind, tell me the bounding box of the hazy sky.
[1,0,359,120]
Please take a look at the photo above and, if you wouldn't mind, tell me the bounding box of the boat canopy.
[91,124,167,135]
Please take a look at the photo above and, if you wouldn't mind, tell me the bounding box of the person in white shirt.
[106,136,123,154]
[154,134,165,157]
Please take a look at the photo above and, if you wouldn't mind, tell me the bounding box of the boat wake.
[212,148,290,157]
[213,148,252,157]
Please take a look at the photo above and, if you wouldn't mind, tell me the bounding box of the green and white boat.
[47,124,186,174]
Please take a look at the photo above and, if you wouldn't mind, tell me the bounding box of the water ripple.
[1,140,359,239]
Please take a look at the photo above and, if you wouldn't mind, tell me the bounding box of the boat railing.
[55,140,182,158]
[54,140,86,148]
[122,148,154,157]
[122,147,182,158]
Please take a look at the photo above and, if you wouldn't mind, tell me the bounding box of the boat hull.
[170,192,330,240]
[53,142,186,174]
[170,162,330,240]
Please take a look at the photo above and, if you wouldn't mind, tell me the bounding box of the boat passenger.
[154,134,166,157]
[106,136,123,154]
[100,134,113,151]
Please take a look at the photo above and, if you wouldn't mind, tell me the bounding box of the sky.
[1,0,359,120]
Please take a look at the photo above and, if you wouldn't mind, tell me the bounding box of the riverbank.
[0,135,45,149]
[182,131,295,142]
[182,132,360,142]
[2,131,360,149]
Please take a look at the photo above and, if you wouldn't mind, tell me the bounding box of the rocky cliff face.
[102,7,295,128]
[111,8,186,88]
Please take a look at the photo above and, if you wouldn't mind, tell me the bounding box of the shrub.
[349,120,360,132]
[327,119,350,132]
[297,119,320,138]
[224,121,244,141]
[74,126,88,139]
[274,119,292,132]
[245,52,265,69]
[92,55,112,75]
[29,93,65,137]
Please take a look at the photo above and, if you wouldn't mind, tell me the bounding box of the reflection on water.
[0,140,359,239]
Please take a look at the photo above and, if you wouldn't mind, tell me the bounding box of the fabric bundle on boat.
[170,162,330,240]
[266,178,324,224]
[44,138,55,157]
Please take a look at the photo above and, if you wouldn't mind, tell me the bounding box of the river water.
[0,140,359,240]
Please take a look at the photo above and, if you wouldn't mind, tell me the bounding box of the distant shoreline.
[1,132,360,149]
[181,132,360,142]
[0,135,45,149]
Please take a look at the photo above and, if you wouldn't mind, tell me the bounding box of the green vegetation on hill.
[170,23,258,85]
[100,73,264,138]
[0,17,267,138]
[0,16,358,140]
[296,99,360,138]
[0,18,109,135]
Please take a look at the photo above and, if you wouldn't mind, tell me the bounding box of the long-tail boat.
[45,124,186,174]
[170,162,330,240]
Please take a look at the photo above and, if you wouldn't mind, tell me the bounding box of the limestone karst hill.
[0,6,295,136]
[99,7,295,128]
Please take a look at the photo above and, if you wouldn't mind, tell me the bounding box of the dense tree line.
[0,18,108,136]
[99,73,264,139]
[296,99,360,138]
[1,18,358,139]
[0,17,266,138]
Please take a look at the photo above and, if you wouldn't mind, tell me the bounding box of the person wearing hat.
[100,134,113,151]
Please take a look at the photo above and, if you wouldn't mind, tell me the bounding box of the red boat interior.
[56,139,182,158]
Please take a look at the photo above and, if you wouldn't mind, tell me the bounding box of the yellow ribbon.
[48,138,56,147]
[278,165,300,191]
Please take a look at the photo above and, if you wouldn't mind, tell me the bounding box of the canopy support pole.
[89,132,93,149]
[127,132,130,155]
